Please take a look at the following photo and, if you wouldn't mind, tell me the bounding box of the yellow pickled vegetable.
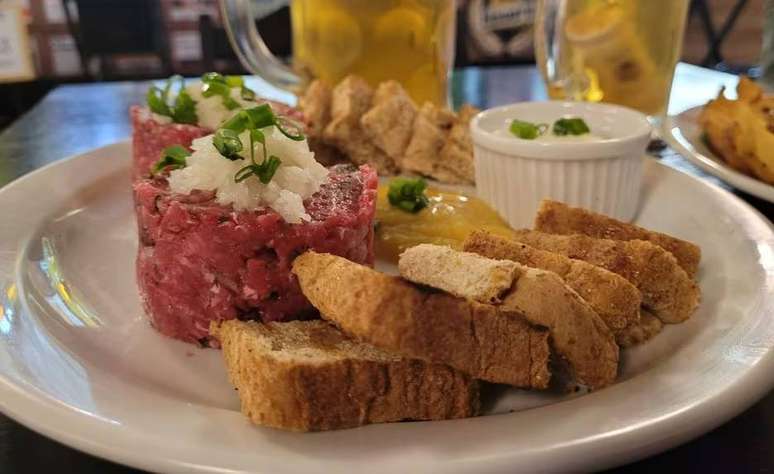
[375,185,513,263]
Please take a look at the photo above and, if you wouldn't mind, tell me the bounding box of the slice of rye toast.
[461,232,663,348]
[511,230,700,324]
[398,244,618,390]
[210,320,479,432]
[292,251,551,388]
[534,200,701,278]
[463,231,641,334]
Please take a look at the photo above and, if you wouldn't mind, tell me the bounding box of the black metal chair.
[689,0,753,74]
[62,0,171,79]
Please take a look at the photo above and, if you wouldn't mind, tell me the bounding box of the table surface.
[1,63,774,473]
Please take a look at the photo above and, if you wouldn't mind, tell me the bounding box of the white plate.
[662,106,774,203]
[1,141,774,473]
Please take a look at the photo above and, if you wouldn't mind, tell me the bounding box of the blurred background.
[0,0,763,129]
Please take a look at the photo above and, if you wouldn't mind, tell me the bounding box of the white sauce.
[167,127,329,224]
[495,118,603,142]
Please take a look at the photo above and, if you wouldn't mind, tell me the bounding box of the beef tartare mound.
[134,164,377,346]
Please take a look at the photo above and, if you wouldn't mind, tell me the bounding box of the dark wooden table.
[1,64,773,473]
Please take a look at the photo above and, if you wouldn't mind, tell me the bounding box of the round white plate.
[662,106,774,203]
[1,142,774,473]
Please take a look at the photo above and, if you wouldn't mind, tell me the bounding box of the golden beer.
[538,0,689,117]
[290,0,456,106]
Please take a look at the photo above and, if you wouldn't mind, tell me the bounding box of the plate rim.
[662,106,774,203]
[1,141,774,473]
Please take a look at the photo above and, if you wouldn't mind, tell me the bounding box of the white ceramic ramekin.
[470,101,652,228]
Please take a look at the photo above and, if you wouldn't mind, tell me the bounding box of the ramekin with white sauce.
[470,101,651,227]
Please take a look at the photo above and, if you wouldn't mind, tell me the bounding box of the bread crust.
[399,244,619,389]
[615,310,664,347]
[511,230,700,324]
[292,251,551,388]
[463,231,641,331]
[211,320,480,432]
[535,200,701,278]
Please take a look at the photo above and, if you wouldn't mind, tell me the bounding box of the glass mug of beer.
[534,0,690,120]
[221,0,457,106]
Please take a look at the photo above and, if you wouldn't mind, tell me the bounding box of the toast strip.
[615,310,663,348]
[399,244,618,389]
[399,244,519,303]
[211,320,479,432]
[534,200,701,278]
[511,230,700,324]
[293,251,551,388]
[463,231,641,331]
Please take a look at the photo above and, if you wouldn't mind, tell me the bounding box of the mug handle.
[534,0,586,100]
[220,0,302,92]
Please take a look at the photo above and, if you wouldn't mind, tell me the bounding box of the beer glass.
[534,0,690,120]
[221,0,457,106]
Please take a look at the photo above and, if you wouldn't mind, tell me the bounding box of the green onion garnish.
[213,129,243,160]
[235,156,282,184]
[201,72,256,111]
[146,75,198,125]
[387,178,429,213]
[509,119,548,140]
[151,145,191,175]
[210,104,302,185]
[553,117,590,136]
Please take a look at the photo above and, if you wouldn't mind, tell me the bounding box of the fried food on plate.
[700,76,774,185]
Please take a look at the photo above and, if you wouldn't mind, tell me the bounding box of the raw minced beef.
[133,164,377,346]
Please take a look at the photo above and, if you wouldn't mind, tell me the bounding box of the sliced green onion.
[151,145,190,175]
[243,104,276,129]
[201,80,231,98]
[275,115,305,141]
[147,86,171,116]
[234,156,282,184]
[213,103,305,184]
[387,178,429,213]
[225,76,244,87]
[553,117,590,136]
[201,72,248,111]
[172,88,198,124]
[146,75,198,125]
[240,86,256,101]
[220,111,249,133]
[213,129,243,160]
[256,156,281,184]
[509,119,547,140]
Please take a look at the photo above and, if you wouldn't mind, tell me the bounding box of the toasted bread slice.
[323,75,397,174]
[292,251,551,388]
[399,244,618,389]
[360,80,417,162]
[512,230,700,324]
[299,80,332,137]
[534,200,701,278]
[463,231,641,332]
[615,310,663,347]
[399,243,518,304]
[211,320,479,432]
